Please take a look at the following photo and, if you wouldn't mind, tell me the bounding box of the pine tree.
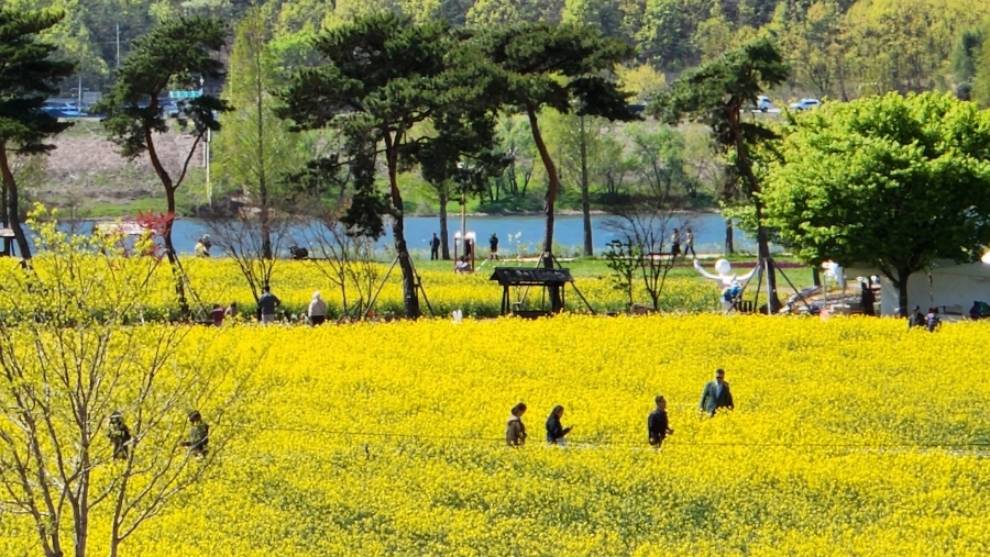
[0,7,75,260]
[97,16,229,315]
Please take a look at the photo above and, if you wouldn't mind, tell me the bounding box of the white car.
[757,95,772,112]
[789,98,821,111]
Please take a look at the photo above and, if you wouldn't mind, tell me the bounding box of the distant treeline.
[17,0,990,103]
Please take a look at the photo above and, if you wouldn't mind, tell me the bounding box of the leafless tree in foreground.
[0,210,252,557]
[299,208,381,321]
[206,210,293,306]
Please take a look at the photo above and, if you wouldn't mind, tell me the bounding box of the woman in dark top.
[545,405,573,445]
[648,395,674,448]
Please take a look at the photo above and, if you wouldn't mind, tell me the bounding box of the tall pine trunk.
[896,270,911,317]
[0,145,32,260]
[527,106,562,311]
[385,136,420,318]
[439,188,450,260]
[724,219,734,254]
[145,126,189,316]
[731,108,778,313]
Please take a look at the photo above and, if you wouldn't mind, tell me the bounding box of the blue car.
[41,101,85,118]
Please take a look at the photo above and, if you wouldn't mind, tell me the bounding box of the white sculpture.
[822,261,846,292]
[694,258,758,312]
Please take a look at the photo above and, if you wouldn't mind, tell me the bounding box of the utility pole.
[115,23,121,68]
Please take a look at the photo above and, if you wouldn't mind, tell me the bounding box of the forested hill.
[13,0,990,104]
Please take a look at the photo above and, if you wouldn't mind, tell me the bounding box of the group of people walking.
[431,232,500,264]
[506,369,735,448]
[206,285,333,326]
[108,409,209,460]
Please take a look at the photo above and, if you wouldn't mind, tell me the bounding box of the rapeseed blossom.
[2,314,988,555]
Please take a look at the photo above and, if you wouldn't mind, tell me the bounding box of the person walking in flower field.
[257,285,281,324]
[506,402,527,447]
[108,411,132,460]
[545,405,572,445]
[647,396,673,448]
[700,368,734,416]
[180,410,209,457]
[308,291,327,325]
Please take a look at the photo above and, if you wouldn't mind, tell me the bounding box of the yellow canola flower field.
[3,314,989,555]
[0,256,720,318]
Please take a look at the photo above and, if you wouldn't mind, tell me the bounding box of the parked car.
[160,100,182,118]
[789,98,821,111]
[42,101,85,118]
[757,95,773,112]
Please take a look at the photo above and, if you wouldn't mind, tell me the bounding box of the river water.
[58,212,756,256]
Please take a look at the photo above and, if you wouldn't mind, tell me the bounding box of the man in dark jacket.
[647,396,673,448]
[258,285,280,324]
[700,368,734,416]
[430,233,441,260]
[908,306,926,328]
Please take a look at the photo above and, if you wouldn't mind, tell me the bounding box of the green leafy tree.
[780,0,851,99]
[0,7,75,260]
[542,109,611,256]
[479,22,637,308]
[97,16,229,313]
[951,28,982,99]
[466,0,564,26]
[281,13,482,318]
[562,0,623,37]
[416,108,505,261]
[653,36,789,312]
[636,0,709,70]
[764,92,990,316]
[216,5,307,258]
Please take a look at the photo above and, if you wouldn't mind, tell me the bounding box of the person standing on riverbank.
[430,233,440,260]
[684,227,696,257]
[671,228,681,257]
[489,233,499,260]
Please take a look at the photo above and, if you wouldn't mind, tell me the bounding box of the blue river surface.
[49,212,758,256]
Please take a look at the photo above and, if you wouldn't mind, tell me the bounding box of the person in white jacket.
[307,291,327,325]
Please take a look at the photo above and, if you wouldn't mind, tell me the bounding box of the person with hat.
[108,411,132,460]
[699,368,734,416]
[194,235,211,257]
[180,410,209,457]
